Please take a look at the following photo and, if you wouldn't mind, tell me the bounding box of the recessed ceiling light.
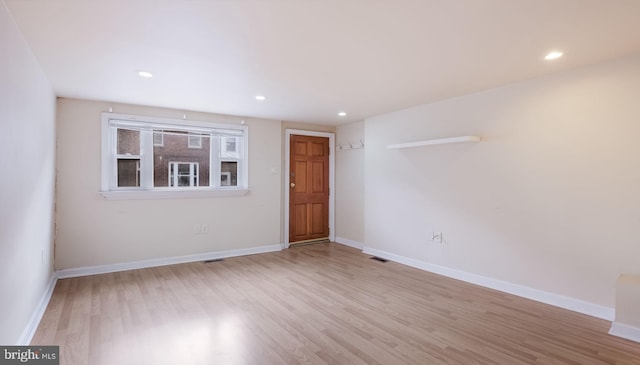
[137,71,153,78]
[255,95,267,101]
[544,51,563,60]
[338,112,347,117]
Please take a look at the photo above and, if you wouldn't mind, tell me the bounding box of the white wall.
[0,1,56,344]
[55,98,282,269]
[365,52,640,310]
[335,121,365,246]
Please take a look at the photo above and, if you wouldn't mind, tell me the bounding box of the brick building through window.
[103,113,246,193]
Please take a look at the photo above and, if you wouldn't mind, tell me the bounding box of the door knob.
[290,182,296,188]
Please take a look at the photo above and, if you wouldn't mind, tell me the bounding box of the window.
[153,130,164,146]
[101,112,248,198]
[220,136,240,186]
[116,128,141,186]
[169,162,199,187]
[221,161,237,186]
[221,136,238,156]
[188,133,202,149]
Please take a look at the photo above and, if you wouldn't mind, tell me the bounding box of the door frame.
[284,129,335,247]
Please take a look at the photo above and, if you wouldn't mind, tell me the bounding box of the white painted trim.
[609,322,640,343]
[362,247,614,321]
[18,273,58,345]
[334,237,364,250]
[57,244,282,279]
[284,129,336,245]
[100,188,249,200]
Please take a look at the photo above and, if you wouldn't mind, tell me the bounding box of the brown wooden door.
[289,135,330,243]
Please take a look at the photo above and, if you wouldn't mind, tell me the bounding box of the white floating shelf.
[387,135,481,150]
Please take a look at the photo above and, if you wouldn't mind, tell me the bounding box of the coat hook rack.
[337,138,365,151]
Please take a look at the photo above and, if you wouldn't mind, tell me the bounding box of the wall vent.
[203,258,224,263]
[371,256,388,262]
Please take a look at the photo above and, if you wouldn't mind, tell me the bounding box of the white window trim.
[100,189,249,200]
[101,112,249,200]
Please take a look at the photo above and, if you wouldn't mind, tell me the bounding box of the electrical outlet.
[194,224,209,235]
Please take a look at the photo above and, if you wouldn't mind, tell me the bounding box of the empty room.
[2,0,640,364]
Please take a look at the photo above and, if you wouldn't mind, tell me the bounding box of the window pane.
[153,130,163,146]
[117,129,140,155]
[221,137,240,158]
[117,159,140,187]
[221,161,237,186]
[188,134,202,148]
[178,175,191,186]
[154,132,210,187]
[225,137,236,152]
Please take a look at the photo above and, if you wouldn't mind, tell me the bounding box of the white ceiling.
[5,0,640,125]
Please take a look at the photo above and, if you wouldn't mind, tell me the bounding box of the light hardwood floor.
[33,243,640,364]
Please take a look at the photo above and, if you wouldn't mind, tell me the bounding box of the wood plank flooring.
[32,243,640,364]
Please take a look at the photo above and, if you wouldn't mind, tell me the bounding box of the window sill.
[100,189,250,200]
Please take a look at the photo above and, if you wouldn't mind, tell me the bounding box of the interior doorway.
[284,129,335,247]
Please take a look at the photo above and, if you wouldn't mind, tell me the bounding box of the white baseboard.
[334,237,364,250]
[57,244,282,279]
[609,322,640,343]
[362,247,614,321]
[18,273,58,345]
